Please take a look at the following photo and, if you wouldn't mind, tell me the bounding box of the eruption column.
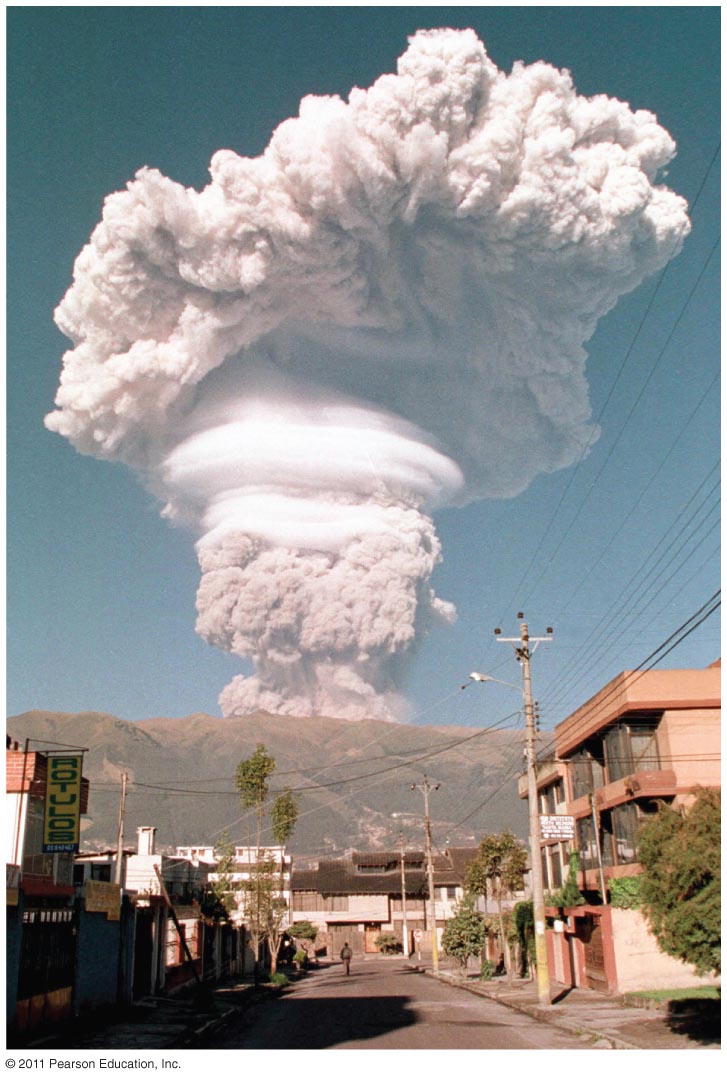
[46,28,690,719]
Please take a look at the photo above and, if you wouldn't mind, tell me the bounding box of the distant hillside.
[7,710,528,856]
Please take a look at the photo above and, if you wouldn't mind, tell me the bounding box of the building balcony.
[594,769,677,812]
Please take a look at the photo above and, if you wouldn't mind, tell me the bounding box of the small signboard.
[539,814,575,840]
[43,754,83,853]
[85,880,122,921]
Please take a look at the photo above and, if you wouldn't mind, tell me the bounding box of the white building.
[209,845,292,926]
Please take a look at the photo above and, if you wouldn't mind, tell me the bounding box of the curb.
[185,1006,238,1045]
[417,967,641,1050]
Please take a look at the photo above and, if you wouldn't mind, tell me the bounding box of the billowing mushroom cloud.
[46,28,689,720]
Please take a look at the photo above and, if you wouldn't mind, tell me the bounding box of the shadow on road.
[233,994,417,1049]
[664,999,721,1045]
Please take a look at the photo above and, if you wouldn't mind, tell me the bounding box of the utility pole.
[399,834,409,957]
[114,772,128,886]
[411,775,440,973]
[495,615,553,1007]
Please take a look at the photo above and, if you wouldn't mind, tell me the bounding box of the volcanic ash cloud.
[45,28,690,720]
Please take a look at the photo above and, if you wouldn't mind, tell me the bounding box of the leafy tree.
[441,894,487,968]
[638,788,720,976]
[465,831,527,984]
[203,831,238,922]
[234,744,299,980]
[287,920,319,942]
[513,900,534,977]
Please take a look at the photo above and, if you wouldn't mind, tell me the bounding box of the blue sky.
[6,5,720,730]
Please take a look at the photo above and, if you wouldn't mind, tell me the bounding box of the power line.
[497,144,720,626]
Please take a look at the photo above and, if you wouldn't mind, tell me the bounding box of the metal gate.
[15,906,77,1033]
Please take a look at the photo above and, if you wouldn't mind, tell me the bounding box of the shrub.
[442,894,487,968]
[638,789,721,976]
[547,852,585,907]
[374,932,402,954]
[479,959,496,981]
[288,920,318,941]
[266,972,289,987]
[609,875,643,909]
[292,948,308,967]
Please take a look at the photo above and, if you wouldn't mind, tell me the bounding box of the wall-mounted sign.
[43,754,83,853]
[85,880,121,920]
[539,814,575,840]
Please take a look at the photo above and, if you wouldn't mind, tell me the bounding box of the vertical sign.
[43,754,83,852]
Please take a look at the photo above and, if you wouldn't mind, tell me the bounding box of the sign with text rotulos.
[43,754,83,853]
[539,814,575,841]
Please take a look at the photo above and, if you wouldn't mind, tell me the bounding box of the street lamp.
[469,618,553,1007]
[469,672,523,693]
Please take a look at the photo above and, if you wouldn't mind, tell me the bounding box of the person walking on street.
[340,942,353,975]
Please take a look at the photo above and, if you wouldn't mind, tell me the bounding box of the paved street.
[209,959,597,1050]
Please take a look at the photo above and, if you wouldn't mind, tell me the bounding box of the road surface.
[209,959,597,1050]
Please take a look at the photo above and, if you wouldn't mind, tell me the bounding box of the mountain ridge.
[7,709,528,855]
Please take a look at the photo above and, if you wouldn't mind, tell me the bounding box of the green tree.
[546,851,585,908]
[442,894,487,968]
[513,900,534,977]
[203,831,238,922]
[266,785,298,973]
[287,920,319,942]
[465,831,527,984]
[638,788,720,977]
[234,744,299,980]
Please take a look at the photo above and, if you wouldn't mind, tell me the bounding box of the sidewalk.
[18,977,265,1051]
[420,965,721,1050]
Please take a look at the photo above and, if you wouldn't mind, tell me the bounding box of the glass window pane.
[612,803,639,864]
[604,726,628,781]
[630,728,659,771]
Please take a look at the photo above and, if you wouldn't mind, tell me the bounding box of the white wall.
[611,908,720,993]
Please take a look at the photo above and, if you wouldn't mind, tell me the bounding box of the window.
[611,803,639,865]
[549,843,565,889]
[440,886,457,900]
[630,726,660,771]
[576,816,599,870]
[540,779,566,814]
[329,895,349,911]
[292,890,324,911]
[604,718,660,782]
[21,797,54,877]
[571,750,604,799]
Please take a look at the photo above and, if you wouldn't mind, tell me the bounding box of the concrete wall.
[659,708,721,796]
[73,907,124,1013]
[610,908,720,993]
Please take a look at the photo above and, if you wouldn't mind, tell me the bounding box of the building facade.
[291,848,478,956]
[519,661,720,993]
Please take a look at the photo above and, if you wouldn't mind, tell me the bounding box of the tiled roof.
[292,858,428,896]
[291,847,479,896]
